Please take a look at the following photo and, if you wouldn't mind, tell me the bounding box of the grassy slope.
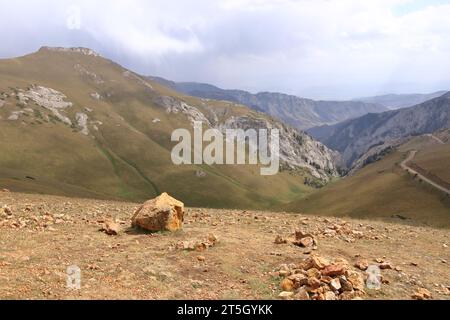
[0,50,313,208]
[412,143,450,183]
[282,148,450,228]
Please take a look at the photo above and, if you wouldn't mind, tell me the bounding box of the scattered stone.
[298,236,314,248]
[197,256,206,262]
[330,278,341,291]
[324,291,337,300]
[379,262,393,270]
[321,264,346,277]
[280,278,294,292]
[347,271,365,291]
[279,291,294,300]
[101,220,120,235]
[132,192,184,232]
[412,288,432,300]
[354,259,369,271]
[294,288,310,300]
[274,235,287,244]
[302,255,330,270]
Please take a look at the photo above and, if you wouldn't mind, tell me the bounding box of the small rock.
[354,259,369,271]
[321,264,346,277]
[197,256,206,262]
[412,288,432,300]
[324,291,337,300]
[280,278,294,292]
[274,235,287,244]
[329,278,341,291]
[279,291,294,300]
[294,287,310,300]
[101,220,120,235]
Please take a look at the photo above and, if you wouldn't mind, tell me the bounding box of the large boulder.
[131,193,184,232]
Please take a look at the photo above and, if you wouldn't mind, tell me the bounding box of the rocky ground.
[0,190,449,300]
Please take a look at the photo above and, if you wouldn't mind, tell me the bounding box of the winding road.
[400,150,450,195]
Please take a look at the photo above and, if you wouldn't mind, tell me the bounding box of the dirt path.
[401,150,450,195]
[425,134,445,145]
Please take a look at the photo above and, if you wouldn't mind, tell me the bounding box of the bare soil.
[0,191,449,300]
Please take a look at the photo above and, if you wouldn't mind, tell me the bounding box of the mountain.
[282,131,450,228]
[308,93,450,168]
[0,47,338,209]
[354,91,447,110]
[148,77,387,130]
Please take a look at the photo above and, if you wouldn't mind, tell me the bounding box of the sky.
[1,0,450,100]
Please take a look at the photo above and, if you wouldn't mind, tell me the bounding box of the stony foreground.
[0,191,449,300]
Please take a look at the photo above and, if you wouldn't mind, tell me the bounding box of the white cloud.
[1,0,450,98]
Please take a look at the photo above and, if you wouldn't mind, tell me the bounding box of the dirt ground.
[0,191,449,300]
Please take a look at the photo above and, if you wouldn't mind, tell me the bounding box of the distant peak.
[38,46,100,57]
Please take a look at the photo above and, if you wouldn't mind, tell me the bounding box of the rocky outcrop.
[76,113,89,135]
[154,95,212,126]
[131,193,185,232]
[219,116,338,180]
[155,95,339,180]
[40,46,100,57]
[20,86,73,125]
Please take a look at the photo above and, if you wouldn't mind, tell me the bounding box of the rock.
[274,235,287,244]
[321,264,346,277]
[354,259,369,271]
[294,287,310,300]
[324,291,337,300]
[330,278,342,291]
[288,274,308,288]
[303,255,330,270]
[339,276,354,292]
[307,277,321,290]
[1,188,10,193]
[3,205,12,215]
[412,288,432,300]
[306,268,321,279]
[279,291,294,300]
[132,192,184,232]
[280,278,294,292]
[347,271,365,291]
[379,262,393,270]
[101,220,120,235]
[197,256,206,262]
[298,236,314,248]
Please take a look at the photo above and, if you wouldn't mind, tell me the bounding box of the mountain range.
[0,47,339,209]
[354,91,448,110]
[308,92,450,168]
[148,76,388,130]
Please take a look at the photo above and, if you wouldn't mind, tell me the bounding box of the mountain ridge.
[148,76,388,130]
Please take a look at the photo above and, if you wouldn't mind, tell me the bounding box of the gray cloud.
[1,0,450,99]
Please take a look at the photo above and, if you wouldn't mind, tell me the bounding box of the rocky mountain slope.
[355,91,447,110]
[283,132,450,228]
[0,47,338,208]
[0,190,448,300]
[148,77,387,130]
[308,93,450,168]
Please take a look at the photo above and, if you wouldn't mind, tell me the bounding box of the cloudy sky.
[1,0,450,99]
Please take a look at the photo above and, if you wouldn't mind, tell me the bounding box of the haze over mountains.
[149,77,388,130]
[354,91,448,110]
[308,92,450,168]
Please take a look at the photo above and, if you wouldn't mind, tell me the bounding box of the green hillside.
[0,48,321,209]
